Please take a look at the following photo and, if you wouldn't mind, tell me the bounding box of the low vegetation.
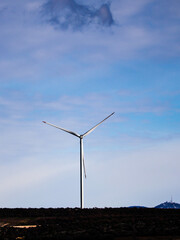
[0,208,180,239]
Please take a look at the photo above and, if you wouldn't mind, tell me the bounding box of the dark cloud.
[42,0,114,29]
[95,4,114,26]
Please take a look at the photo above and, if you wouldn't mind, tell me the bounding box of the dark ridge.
[0,208,180,239]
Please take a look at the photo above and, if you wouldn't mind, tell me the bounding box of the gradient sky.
[0,0,180,208]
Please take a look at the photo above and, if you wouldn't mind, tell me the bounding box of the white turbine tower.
[42,112,114,209]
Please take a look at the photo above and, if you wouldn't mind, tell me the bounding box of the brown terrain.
[0,208,180,239]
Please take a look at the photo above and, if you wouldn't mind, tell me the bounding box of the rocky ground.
[0,208,180,239]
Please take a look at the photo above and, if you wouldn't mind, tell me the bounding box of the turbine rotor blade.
[42,121,80,138]
[82,112,115,137]
[82,146,87,179]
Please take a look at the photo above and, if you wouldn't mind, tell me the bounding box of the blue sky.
[0,0,180,208]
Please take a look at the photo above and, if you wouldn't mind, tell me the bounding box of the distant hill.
[128,201,180,209]
[155,201,180,209]
[128,206,147,208]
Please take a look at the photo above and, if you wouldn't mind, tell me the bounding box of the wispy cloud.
[42,0,114,29]
[0,90,173,121]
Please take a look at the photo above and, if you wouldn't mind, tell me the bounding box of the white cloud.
[112,0,152,24]
[0,158,75,194]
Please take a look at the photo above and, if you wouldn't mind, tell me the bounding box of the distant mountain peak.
[155,201,180,209]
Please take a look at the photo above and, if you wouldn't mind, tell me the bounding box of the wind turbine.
[42,112,114,209]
